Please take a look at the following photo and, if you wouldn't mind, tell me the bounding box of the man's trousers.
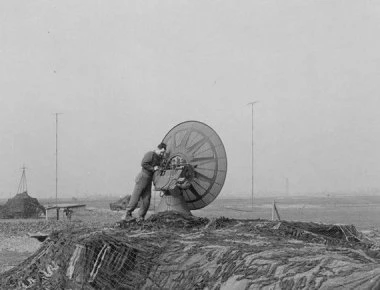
[125,171,152,218]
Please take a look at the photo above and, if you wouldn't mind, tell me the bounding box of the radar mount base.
[156,189,192,216]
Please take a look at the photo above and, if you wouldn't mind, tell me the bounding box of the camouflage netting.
[0,192,45,219]
[1,212,380,289]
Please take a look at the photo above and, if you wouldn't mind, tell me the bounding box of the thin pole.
[56,113,58,220]
[251,104,254,211]
[55,113,62,220]
[247,101,258,212]
[273,200,281,221]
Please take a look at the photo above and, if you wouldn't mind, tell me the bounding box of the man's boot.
[121,212,133,221]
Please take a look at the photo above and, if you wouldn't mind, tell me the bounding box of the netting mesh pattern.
[1,212,380,289]
[0,228,161,290]
[66,234,158,289]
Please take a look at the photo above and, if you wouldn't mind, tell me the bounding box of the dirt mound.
[1,212,380,289]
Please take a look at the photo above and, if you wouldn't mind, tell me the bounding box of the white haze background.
[1,1,380,199]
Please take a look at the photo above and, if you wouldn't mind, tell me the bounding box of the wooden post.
[272,200,281,221]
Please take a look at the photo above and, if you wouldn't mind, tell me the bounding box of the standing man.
[122,142,167,221]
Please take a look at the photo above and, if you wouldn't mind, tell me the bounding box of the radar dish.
[162,121,227,210]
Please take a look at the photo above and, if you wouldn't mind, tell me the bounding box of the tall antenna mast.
[55,113,63,220]
[247,101,258,212]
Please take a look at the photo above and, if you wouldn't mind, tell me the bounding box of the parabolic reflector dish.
[162,121,227,210]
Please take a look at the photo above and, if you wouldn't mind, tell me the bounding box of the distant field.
[198,196,380,231]
[0,194,379,277]
[78,195,380,231]
[1,195,379,230]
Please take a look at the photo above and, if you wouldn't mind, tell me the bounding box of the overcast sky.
[1,1,380,199]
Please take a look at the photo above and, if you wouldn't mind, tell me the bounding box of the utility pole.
[54,113,63,220]
[247,101,258,212]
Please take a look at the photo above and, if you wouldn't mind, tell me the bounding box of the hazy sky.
[1,1,380,199]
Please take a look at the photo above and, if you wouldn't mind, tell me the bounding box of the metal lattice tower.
[17,166,28,194]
